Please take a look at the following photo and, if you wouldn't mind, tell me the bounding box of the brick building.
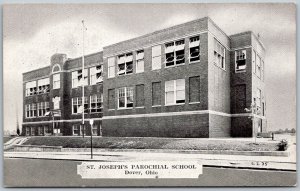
[22,17,266,137]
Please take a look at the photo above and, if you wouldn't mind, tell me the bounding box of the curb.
[61,148,289,157]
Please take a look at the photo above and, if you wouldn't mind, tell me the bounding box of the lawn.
[23,137,279,151]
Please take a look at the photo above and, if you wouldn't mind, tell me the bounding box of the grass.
[3,136,15,143]
[23,137,279,151]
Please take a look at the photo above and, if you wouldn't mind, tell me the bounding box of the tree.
[291,128,296,134]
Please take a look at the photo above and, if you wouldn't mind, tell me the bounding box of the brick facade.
[22,17,267,138]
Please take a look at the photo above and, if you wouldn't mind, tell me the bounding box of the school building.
[22,17,267,138]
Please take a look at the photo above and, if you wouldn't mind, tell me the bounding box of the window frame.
[72,124,80,136]
[214,39,226,70]
[235,49,247,73]
[53,73,60,89]
[90,65,103,85]
[90,94,103,113]
[72,69,88,88]
[117,53,133,76]
[189,36,200,63]
[164,39,185,68]
[117,87,134,109]
[136,50,144,73]
[152,45,162,70]
[25,81,37,97]
[37,78,50,94]
[165,79,186,106]
[108,57,116,78]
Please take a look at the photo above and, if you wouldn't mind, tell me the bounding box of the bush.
[277,139,288,151]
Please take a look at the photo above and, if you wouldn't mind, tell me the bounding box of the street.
[4,158,296,187]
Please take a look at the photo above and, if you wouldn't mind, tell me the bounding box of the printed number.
[251,161,268,167]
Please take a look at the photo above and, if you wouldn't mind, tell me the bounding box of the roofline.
[104,17,210,49]
[66,51,103,62]
[230,31,266,50]
[206,17,230,38]
[22,66,50,75]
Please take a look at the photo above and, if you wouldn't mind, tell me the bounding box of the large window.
[72,69,88,88]
[26,103,37,118]
[37,102,50,117]
[37,78,50,94]
[165,39,185,67]
[152,45,161,70]
[90,94,103,113]
[53,74,60,89]
[72,97,88,114]
[118,87,134,109]
[189,36,200,62]
[92,124,98,136]
[117,53,133,76]
[90,65,103,85]
[136,50,144,73]
[165,79,185,105]
[214,39,225,70]
[235,49,246,72]
[108,57,115,78]
[25,81,37,96]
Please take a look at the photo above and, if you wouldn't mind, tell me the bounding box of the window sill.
[108,109,115,111]
[152,105,161,107]
[164,63,185,69]
[165,103,185,106]
[189,60,200,64]
[117,107,133,110]
[189,102,200,104]
[235,70,246,73]
[117,73,133,77]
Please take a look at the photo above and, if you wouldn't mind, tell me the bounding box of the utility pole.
[82,20,86,138]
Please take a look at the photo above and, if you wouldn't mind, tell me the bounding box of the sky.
[3,3,296,133]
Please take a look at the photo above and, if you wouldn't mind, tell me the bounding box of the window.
[108,89,115,109]
[72,97,88,114]
[72,69,88,88]
[25,105,30,118]
[72,124,80,136]
[38,126,43,135]
[152,45,161,70]
[257,56,262,78]
[118,87,133,109]
[136,50,144,73]
[165,39,185,67]
[252,50,257,74]
[214,39,225,70]
[31,103,37,117]
[26,127,30,136]
[165,79,185,105]
[189,36,200,62]
[44,126,50,134]
[90,94,103,113]
[37,78,50,94]
[235,49,246,72]
[257,89,261,108]
[37,102,45,117]
[135,84,144,107]
[25,81,37,96]
[45,102,50,113]
[108,57,115,78]
[90,65,103,85]
[117,53,133,76]
[189,76,200,103]
[53,74,60,89]
[31,127,35,136]
[53,96,60,110]
[152,82,161,106]
[92,125,98,136]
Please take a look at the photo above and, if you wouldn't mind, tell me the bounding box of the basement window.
[189,36,200,62]
[117,53,133,76]
[37,78,50,94]
[118,87,134,109]
[90,65,103,85]
[165,79,185,105]
[235,50,246,72]
[72,97,88,114]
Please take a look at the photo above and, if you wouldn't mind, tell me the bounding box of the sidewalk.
[4,147,296,171]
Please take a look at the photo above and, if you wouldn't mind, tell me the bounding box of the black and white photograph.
[3,3,296,187]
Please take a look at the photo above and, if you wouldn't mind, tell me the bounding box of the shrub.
[277,139,288,151]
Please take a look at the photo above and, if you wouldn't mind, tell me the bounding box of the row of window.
[108,76,201,109]
[72,124,99,136]
[25,65,103,97]
[107,36,201,78]
[71,65,103,88]
[25,126,51,136]
[25,102,50,118]
[72,94,103,114]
